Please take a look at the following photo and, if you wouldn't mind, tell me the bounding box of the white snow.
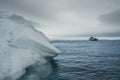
[0,12,60,80]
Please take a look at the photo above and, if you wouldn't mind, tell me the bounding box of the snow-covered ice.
[0,12,60,80]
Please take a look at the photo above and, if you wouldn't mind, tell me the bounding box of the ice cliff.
[0,12,60,80]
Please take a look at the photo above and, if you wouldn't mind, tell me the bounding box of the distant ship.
[89,36,98,41]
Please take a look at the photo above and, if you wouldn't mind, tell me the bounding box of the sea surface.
[46,40,120,80]
[19,40,120,80]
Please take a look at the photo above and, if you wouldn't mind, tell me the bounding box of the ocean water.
[46,40,120,80]
[18,40,120,80]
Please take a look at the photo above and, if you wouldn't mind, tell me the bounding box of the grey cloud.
[1,0,120,37]
[0,0,120,20]
[1,0,119,20]
[99,9,120,26]
[0,0,57,19]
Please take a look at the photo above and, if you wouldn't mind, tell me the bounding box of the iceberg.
[0,12,60,80]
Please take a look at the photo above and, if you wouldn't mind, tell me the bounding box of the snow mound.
[0,12,60,80]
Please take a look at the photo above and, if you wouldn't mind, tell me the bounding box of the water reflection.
[18,60,54,80]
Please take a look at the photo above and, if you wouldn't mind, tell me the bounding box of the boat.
[89,36,98,41]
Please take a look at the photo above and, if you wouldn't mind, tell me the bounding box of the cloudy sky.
[0,0,120,37]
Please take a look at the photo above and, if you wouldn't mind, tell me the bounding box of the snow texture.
[0,12,60,80]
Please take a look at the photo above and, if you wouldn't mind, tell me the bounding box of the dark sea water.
[46,40,120,80]
[19,40,120,80]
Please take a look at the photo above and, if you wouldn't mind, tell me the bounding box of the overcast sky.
[0,0,120,37]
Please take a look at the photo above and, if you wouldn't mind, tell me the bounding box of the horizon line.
[49,36,120,40]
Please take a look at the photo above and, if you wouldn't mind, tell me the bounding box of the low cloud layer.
[99,9,120,26]
[0,0,120,37]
